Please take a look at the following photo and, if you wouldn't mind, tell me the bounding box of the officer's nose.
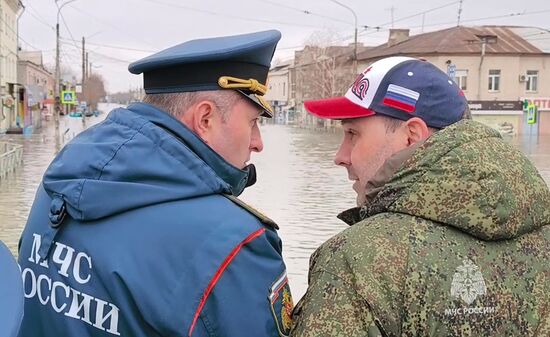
[250,124,263,153]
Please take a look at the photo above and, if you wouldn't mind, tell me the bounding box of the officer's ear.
[181,100,220,144]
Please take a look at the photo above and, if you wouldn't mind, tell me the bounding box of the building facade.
[356,26,550,135]
[0,0,22,133]
[18,51,55,131]
[265,60,292,124]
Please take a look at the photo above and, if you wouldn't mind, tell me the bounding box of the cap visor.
[304,97,376,120]
[238,90,273,118]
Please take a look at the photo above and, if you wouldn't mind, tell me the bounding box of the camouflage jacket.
[291,120,550,337]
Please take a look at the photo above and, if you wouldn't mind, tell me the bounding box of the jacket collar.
[127,102,249,196]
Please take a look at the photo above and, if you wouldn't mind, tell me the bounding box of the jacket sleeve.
[290,267,383,337]
[194,227,293,337]
[289,220,407,337]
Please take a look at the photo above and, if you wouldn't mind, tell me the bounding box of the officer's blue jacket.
[17,102,293,337]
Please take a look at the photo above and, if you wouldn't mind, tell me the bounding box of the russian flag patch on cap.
[383,84,420,113]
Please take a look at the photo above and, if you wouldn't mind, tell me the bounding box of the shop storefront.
[468,101,523,136]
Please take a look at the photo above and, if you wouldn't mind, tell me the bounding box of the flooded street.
[1,104,549,300]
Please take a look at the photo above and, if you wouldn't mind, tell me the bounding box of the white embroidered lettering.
[37,274,52,305]
[29,233,49,268]
[52,242,76,278]
[73,252,92,284]
[51,281,70,313]
[65,288,94,325]
[22,267,37,298]
[93,298,121,336]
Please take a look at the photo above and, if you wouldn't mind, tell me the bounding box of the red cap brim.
[304,96,376,120]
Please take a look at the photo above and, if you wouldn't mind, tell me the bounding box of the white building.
[265,60,293,124]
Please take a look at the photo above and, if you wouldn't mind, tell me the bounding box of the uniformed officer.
[18,30,293,337]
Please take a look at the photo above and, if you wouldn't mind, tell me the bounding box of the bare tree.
[81,74,106,110]
[293,29,359,127]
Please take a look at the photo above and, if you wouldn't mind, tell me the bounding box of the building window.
[283,82,286,96]
[488,69,500,92]
[526,70,538,92]
[453,70,468,90]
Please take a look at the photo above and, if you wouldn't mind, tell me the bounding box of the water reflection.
[0,108,110,254]
[1,110,549,300]
[240,125,354,299]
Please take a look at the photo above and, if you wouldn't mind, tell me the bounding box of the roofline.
[358,51,550,62]
[356,25,550,61]
[17,60,53,75]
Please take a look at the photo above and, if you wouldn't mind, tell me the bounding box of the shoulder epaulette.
[222,194,279,230]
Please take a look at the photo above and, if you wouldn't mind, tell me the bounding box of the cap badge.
[351,73,369,100]
[382,84,420,113]
[218,76,267,95]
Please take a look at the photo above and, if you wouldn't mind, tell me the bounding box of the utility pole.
[386,6,396,28]
[82,37,85,86]
[457,0,463,26]
[54,0,77,133]
[85,52,89,79]
[55,19,60,132]
[81,36,86,122]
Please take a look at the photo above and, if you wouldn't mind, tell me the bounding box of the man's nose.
[334,143,349,167]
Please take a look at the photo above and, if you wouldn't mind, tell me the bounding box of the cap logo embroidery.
[351,73,369,100]
[382,84,420,113]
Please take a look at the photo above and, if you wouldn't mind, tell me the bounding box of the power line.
[60,37,155,53]
[524,36,550,41]
[261,0,350,25]
[413,8,550,30]
[373,0,460,28]
[141,0,323,28]
[88,50,133,64]
[0,11,41,51]
[67,5,159,49]
[359,8,550,38]
[25,3,55,29]
[59,11,81,52]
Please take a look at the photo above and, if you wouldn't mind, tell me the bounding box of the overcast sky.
[18,0,550,93]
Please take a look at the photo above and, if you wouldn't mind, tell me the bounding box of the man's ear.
[180,100,217,144]
[404,117,431,145]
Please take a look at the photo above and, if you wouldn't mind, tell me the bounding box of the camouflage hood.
[341,120,550,241]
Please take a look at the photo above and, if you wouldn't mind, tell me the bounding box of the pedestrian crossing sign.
[61,90,77,104]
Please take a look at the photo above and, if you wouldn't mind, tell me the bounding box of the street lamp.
[328,0,358,74]
[54,0,77,132]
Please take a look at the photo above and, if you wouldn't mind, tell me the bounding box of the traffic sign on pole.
[61,90,77,104]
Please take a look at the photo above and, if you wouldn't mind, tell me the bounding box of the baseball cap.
[304,56,467,128]
[128,30,282,117]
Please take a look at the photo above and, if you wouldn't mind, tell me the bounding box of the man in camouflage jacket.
[291,57,550,336]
